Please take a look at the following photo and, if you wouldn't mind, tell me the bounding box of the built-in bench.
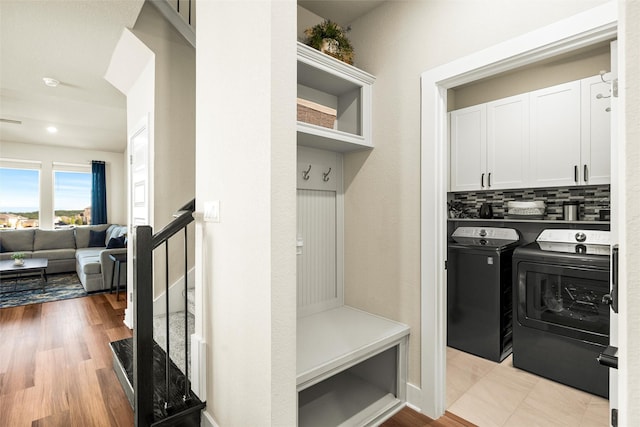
[297,306,410,426]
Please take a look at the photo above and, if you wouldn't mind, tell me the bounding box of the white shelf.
[297,305,410,389]
[297,42,375,153]
[298,372,401,427]
[297,122,372,152]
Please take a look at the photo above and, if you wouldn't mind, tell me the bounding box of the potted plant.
[11,252,25,266]
[447,201,468,218]
[304,20,355,65]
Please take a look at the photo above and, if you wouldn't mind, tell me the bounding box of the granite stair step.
[110,337,205,426]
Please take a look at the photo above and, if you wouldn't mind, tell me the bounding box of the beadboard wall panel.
[297,189,338,313]
[297,146,344,317]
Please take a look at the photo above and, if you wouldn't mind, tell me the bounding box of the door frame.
[419,2,618,418]
[124,114,152,328]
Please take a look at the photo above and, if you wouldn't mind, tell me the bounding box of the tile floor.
[447,347,609,427]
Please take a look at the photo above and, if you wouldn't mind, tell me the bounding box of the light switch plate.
[204,200,220,222]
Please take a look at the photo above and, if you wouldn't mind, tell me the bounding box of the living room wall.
[132,2,196,299]
[0,140,126,229]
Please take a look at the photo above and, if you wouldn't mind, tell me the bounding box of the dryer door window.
[516,262,609,345]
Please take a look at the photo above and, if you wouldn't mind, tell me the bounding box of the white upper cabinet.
[581,75,611,185]
[529,81,582,187]
[449,94,529,192]
[297,42,375,153]
[449,75,611,192]
[450,104,486,191]
[487,94,530,190]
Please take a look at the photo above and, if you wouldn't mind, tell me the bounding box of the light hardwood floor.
[447,346,609,427]
[0,293,133,427]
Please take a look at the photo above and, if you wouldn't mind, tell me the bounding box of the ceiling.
[0,1,380,155]
[0,1,143,153]
[299,1,385,25]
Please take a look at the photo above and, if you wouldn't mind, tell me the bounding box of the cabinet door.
[529,81,581,187]
[581,76,611,185]
[450,104,487,191]
[487,94,530,190]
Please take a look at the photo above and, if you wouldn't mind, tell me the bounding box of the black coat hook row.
[303,164,311,180]
[323,168,332,182]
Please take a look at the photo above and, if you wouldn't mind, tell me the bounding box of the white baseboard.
[406,382,422,413]
[153,267,196,315]
[201,410,218,427]
[123,306,133,329]
[190,334,207,401]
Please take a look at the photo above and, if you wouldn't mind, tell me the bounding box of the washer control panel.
[452,227,519,241]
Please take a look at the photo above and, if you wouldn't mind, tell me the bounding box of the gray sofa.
[0,224,127,293]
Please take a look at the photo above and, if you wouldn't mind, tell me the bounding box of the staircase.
[111,289,198,425]
[110,200,204,427]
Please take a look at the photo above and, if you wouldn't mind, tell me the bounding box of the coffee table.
[0,258,48,293]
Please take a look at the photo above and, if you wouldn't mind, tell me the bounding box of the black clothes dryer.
[512,229,611,398]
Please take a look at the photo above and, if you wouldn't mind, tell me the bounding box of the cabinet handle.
[488,172,492,187]
[481,173,485,188]
[584,165,588,183]
[574,165,578,183]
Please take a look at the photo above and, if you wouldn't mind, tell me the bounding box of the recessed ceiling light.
[43,77,60,87]
[46,126,58,133]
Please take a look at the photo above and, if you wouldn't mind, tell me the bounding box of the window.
[0,165,41,228]
[53,169,92,227]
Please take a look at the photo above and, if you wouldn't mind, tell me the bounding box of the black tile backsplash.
[450,185,610,221]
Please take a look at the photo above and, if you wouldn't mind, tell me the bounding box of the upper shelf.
[297,42,376,153]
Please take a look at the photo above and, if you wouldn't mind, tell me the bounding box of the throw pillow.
[106,235,126,249]
[89,230,107,247]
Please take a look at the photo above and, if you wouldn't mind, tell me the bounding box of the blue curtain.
[91,161,107,224]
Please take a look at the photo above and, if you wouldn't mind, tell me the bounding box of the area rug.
[0,272,87,308]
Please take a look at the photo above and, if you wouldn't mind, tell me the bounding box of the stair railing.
[133,198,196,426]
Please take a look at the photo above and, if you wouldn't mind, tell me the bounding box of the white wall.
[0,140,126,228]
[619,0,640,424]
[195,0,296,425]
[336,0,608,395]
[132,2,196,297]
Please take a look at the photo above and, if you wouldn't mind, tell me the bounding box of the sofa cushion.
[34,229,75,251]
[106,235,126,249]
[105,225,127,246]
[76,248,103,275]
[34,248,76,261]
[75,224,110,248]
[0,229,34,252]
[89,230,107,247]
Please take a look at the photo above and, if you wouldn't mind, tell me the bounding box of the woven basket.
[297,98,336,129]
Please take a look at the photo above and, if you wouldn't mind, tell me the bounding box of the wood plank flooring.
[382,407,477,427]
[0,293,133,427]
[0,294,472,427]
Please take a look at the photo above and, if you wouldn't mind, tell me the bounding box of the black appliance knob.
[479,229,487,237]
[575,244,587,254]
[575,232,587,242]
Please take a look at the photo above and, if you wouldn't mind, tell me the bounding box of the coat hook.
[302,164,311,180]
[600,70,612,84]
[322,167,332,182]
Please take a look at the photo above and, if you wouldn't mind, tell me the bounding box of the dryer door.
[516,261,609,345]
